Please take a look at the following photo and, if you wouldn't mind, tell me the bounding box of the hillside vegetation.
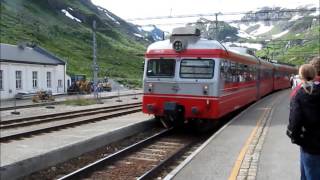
[0,0,146,87]
[255,16,319,64]
[193,6,319,65]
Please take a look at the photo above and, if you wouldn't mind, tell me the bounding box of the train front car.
[142,27,225,128]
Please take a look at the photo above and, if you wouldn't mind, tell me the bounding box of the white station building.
[0,43,69,99]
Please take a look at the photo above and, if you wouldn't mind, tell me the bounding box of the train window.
[222,60,231,82]
[180,59,214,79]
[238,64,246,82]
[221,60,232,82]
[146,59,175,77]
[249,66,255,81]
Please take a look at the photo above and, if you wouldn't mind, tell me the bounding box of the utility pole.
[215,13,219,40]
[92,20,102,103]
[92,20,98,86]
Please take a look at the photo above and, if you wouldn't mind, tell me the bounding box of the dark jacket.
[287,81,320,154]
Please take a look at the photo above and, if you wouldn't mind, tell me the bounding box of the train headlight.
[147,104,154,113]
[173,40,183,52]
[148,83,153,92]
[203,85,209,95]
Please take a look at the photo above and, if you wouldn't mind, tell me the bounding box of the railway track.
[58,128,198,180]
[0,93,142,111]
[0,103,142,142]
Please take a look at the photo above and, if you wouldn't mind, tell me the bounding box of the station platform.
[0,89,142,110]
[166,89,300,180]
[0,96,155,180]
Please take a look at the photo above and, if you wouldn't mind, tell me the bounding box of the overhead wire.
[126,8,319,21]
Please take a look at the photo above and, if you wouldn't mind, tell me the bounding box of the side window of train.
[249,65,254,81]
[221,60,231,82]
[243,64,250,82]
[252,66,257,80]
[230,62,237,83]
[236,63,242,82]
[220,60,225,77]
[225,60,232,83]
[239,64,246,82]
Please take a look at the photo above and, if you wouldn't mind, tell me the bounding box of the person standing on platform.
[287,64,320,180]
[310,56,320,82]
[290,56,320,98]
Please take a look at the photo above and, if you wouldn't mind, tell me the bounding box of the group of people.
[287,56,320,180]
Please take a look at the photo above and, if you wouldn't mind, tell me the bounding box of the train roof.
[146,39,225,52]
[145,27,296,69]
[273,63,297,72]
[146,39,260,64]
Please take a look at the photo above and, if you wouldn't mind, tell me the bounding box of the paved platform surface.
[0,95,154,180]
[0,89,142,109]
[169,89,299,180]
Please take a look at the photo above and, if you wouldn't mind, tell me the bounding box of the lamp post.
[92,20,103,104]
[11,94,20,115]
[92,20,98,87]
[116,84,123,102]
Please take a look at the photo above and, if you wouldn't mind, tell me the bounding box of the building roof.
[0,43,65,65]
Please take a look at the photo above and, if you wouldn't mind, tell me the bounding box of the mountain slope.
[0,0,147,86]
[197,6,320,65]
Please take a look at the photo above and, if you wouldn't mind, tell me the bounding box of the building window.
[47,72,51,88]
[0,70,3,90]
[32,71,38,88]
[58,79,62,87]
[16,71,22,89]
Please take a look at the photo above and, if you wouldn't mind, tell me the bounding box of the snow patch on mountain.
[104,12,120,25]
[237,30,256,39]
[250,23,274,36]
[140,26,156,32]
[61,9,81,23]
[239,24,250,31]
[224,42,263,50]
[272,30,289,39]
[134,33,143,38]
[96,6,120,25]
[289,15,303,22]
[310,11,320,16]
[230,23,250,32]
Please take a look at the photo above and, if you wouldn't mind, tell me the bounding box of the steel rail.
[137,138,194,180]
[0,93,142,111]
[58,128,173,180]
[0,106,141,142]
[0,103,141,129]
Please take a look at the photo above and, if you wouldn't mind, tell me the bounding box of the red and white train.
[142,27,296,128]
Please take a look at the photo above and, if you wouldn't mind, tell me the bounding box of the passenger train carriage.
[142,27,296,128]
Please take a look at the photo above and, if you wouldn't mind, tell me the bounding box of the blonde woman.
[290,57,320,98]
[287,64,320,180]
[310,56,320,81]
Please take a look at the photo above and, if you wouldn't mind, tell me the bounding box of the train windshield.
[146,59,175,77]
[180,59,214,79]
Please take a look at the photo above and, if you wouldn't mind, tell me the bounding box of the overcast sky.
[91,0,318,32]
[92,0,318,19]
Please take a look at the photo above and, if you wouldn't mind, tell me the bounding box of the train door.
[256,60,261,99]
[272,66,275,91]
[219,59,227,96]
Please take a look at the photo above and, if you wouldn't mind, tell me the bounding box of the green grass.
[256,24,319,65]
[0,0,146,87]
